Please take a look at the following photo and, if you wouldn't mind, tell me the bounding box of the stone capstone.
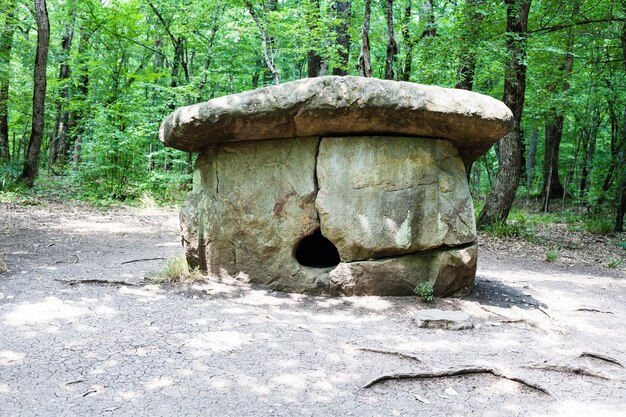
[159,76,514,164]
[161,76,513,296]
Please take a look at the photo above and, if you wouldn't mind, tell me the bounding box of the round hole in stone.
[295,228,340,268]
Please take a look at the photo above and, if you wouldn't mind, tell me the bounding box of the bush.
[414,282,434,302]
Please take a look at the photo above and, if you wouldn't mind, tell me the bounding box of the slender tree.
[332,0,351,76]
[384,0,397,80]
[357,0,373,77]
[18,0,50,187]
[0,0,16,161]
[477,0,531,227]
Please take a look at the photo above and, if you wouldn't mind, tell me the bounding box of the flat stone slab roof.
[159,76,513,163]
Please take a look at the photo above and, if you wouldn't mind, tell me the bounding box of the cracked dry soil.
[0,201,625,417]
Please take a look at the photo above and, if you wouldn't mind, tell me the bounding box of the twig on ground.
[578,352,623,368]
[54,278,140,287]
[362,366,552,396]
[524,363,613,380]
[575,308,613,314]
[121,257,165,265]
[355,347,421,362]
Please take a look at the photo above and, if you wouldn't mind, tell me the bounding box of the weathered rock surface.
[415,309,474,330]
[159,76,513,163]
[182,137,330,293]
[329,243,477,296]
[316,136,475,262]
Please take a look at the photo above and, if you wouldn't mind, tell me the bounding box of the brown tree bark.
[0,0,16,161]
[19,0,50,187]
[384,0,398,80]
[357,0,373,77]
[332,1,351,76]
[477,0,531,228]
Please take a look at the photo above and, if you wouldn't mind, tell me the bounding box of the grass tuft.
[151,255,205,284]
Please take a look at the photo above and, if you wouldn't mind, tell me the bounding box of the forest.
[0,0,625,231]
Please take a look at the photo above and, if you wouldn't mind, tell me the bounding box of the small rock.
[415,309,473,330]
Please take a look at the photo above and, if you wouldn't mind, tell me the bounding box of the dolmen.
[159,76,513,296]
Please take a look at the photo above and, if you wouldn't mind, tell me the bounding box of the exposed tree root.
[355,347,421,362]
[578,352,623,368]
[121,257,165,264]
[362,366,552,396]
[575,308,613,314]
[54,278,140,287]
[524,363,613,380]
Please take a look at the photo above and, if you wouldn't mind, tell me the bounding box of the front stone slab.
[180,135,478,295]
[316,136,475,262]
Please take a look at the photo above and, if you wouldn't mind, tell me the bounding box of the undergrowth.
[151,255,205,284]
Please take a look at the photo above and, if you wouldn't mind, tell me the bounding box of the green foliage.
[483,217,536,241]
[608,258,624,269]
[414,282,434,303]
[583,217,614,235]
[544,250,559,262]
[0,160,23,191]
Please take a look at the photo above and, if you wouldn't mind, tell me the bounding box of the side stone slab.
[181,136,330,293]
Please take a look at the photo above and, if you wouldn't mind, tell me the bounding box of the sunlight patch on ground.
[145,376,173,390]
[0,350,26,365]
[534,400,626,417]
[55,219,145,234]
[4,297,89,326]
[186,331,251,354]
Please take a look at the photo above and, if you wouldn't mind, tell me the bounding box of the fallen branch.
[54,278,140,287]
[121,257,165,265]
[363,366,551,396]
[524,363,613,380]
[579,352,623,368]
[355,347,421,362]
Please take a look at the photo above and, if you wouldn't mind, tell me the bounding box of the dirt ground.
[0,201,625,417]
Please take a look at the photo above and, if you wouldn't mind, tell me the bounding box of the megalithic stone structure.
[159,76,513,296]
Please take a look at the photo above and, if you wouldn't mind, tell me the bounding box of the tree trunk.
[49,24,74,168]
[0,0,16,161]
[384,0,397,80]
[526,127,538,193]
[455,0,484,91]
[477,0,531,228]
[243,0,280,84]
[332,1,351,76]
[541,4,577,203]
[400,0,413,81]
[357,0,373,77]
[401,0,436,82]
[615,14,626,231]
[69,25,91,170]
[307,0,324,77]
[19,0,50,187]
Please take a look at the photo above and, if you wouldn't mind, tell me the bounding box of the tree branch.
[530,18,626,34]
